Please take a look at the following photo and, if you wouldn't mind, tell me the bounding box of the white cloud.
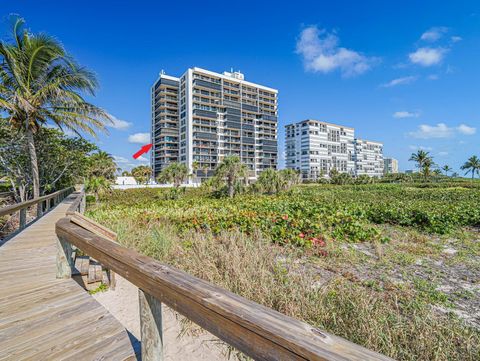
[409,47,447,66]
[296,26,379,77]
[128,132,150,144]
[136,156,149,162]
[409,123,453,139]
[451,36,462,43]
[113,155,129,164]
[393,111,420,119]
[420,27,448,42]
[107,114,132,130]
[408,123,477,139]
[457,124,476,135]
[409,145,433,151]
[437,151,449,156]
[381,75,417,88]
[427,74,439,80]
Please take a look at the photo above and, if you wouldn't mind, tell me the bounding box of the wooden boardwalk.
[0,195,137,360]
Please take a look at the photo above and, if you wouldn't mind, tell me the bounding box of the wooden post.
[56,235,73,279]
[139,289,163,361]
[19,208,26,229]
[36,201,43,218]
[80,194,86,214]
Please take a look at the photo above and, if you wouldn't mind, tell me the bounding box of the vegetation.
[157,162,189,187]
[0,16,110,199]
[0,123,96,201]
[214,155,248,197]
[131,165,152,184]
[461,155,480,179]
[88,151,118,180]
[88,181,480,360]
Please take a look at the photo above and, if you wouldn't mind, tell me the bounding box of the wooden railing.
[55,190,393,361]
[0,187,74,238]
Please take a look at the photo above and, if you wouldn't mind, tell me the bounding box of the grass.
[87,184,480,360]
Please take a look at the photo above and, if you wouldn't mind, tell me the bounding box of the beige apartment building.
[151,68,278,180]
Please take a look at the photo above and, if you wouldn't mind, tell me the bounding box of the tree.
[0,123,96,201]
[409,150,432,170]
[85,176,111,201]
[202,164,209,180]
[88,151,117,180]
[441,165,452,176]
[461,155,480,179]
[256,168,283,194]
[256,168,301,194]
[121,170,131,177]
[131,165,152,184]
[214,156,248,198]
[157,163,189,188]
[420,158,435,180]
[191,160,200,182]
[0,17,111,199]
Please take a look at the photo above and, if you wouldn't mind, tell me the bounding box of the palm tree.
[88,151,117,180]
[440,165,451,177]
[420,157,435,180]
[202,164,209,181]
[131,165,152,184]
[0,17,111,198]
[191,160,199,183]
[121,170,131,177]
[256,168,283,194]
[279,169,301,189]
[214,155,248,198]
[409,150,432,170]
[85,176,111,202]
[157,163,189,188]
[461,155,480,179]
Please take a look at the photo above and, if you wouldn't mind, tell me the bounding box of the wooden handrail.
[55,193,393,361]
[0,186,74,241]
[0,186,74,218]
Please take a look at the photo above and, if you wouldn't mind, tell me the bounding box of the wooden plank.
[57,218,393,361]
[0,193,135,361]
[87,263,102,284]
[70,212,118,240]
[74,256,90,276]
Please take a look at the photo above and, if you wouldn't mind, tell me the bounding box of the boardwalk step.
[73,256,90,276]
[87,263,103,284]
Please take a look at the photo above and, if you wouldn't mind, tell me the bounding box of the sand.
[92,275,229,360]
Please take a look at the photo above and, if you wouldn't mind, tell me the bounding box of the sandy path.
[93,275,229,360]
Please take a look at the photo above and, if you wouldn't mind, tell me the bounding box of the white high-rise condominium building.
[353,139,384,177]
[383,157,399,174]
[285,119,384,179]
[151,68,278,180]
[285,120,355,179]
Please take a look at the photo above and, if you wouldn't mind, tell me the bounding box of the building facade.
[285,119,384,179]
[151,73,180,178]
[285,120,355,179]
[152,68,278,180]
[383,157,399,174]
[353,139,384,177]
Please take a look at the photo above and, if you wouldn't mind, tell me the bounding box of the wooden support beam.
[19,208,26,229]
[139,289,164,361]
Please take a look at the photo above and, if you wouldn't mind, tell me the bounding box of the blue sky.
[3,1,480,172]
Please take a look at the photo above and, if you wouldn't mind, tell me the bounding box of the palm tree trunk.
[26,128,40,198]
